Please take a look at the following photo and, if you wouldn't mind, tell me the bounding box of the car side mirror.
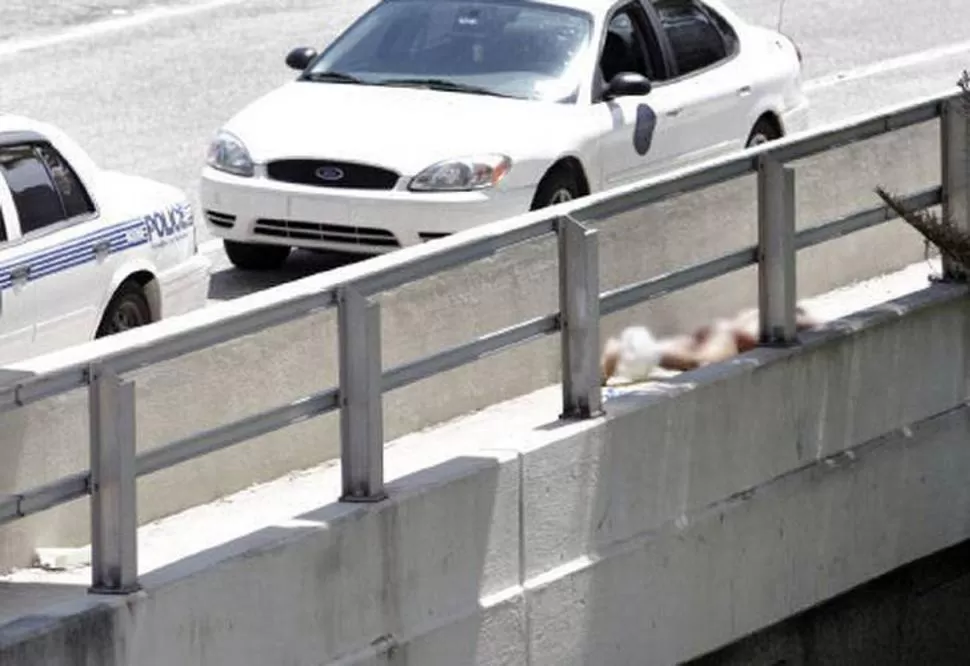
[603,72,652,100]
[286,47,318,71]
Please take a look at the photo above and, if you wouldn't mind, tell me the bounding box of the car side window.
[35,144,96,221]
[0,143,95,236]
[652,0,729,76]
[0,145,65,235]
[597,4,660,95]
[703,3,738,55]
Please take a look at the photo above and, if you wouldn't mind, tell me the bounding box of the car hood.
[222,81,580,174]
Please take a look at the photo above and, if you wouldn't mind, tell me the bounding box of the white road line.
[3,1,970,91]
[0,0,247,58]
[804,39,970,92]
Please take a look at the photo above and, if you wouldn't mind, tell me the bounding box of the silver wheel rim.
[108,298,147,334]
[749,132,770,147]
[549,188,574,205]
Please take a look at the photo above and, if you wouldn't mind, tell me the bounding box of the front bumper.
[157,252,212,319]
[200,166,536,255]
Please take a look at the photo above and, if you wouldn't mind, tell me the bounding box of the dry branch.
[873,70,970,275]
[874,186,970,269]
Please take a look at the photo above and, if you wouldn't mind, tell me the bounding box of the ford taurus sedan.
[201,0,807,270]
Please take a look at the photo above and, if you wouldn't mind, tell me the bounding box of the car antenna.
[776,0,787,31]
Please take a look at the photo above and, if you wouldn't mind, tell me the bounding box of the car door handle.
[738,85,752,96]
[93,240,111,259]
[666,107,683,117]
[10,265,30,284]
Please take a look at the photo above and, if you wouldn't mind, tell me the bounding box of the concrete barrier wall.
[2,280,969,665]
[685,537,970,665]
[0,118,941,571]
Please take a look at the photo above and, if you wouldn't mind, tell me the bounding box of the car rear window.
[0,144,66,234]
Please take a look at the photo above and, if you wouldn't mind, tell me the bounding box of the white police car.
[0,115,211,365]
[201,0,807,270]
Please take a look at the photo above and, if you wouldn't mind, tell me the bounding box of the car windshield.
[303,0,594,102]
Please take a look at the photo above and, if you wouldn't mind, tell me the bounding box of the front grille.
[266,159,400,190]
[205,210,236,228]
[254,218,400,248]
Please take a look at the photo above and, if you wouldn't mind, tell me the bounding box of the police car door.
[593,2,692,189]
[0,140,107,358]
[0,151,36,365]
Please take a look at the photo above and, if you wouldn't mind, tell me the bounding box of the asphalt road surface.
[0,0,213,42]
[2,0,970,303]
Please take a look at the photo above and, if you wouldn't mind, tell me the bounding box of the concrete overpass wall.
[686,537,970,665]
[3,280,968,665]
[0,117,939,572]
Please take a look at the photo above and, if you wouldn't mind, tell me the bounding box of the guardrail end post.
[757,156,798,346]
[88,365,140,595]
[338,286,387,503]
[941,96,970,282]
[558,215,603,420]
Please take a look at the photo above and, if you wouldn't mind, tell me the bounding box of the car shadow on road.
[207,250,372,302]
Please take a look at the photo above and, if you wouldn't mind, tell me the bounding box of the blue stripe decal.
[0,201,193,291]
[0,220,146,271]
[28,230,144,274]
[28,233,136,274]
[30,237,150,282]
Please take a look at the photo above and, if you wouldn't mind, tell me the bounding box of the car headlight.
[408,154,511,192]
[206,130,255,177]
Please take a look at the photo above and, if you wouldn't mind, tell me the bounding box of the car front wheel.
[746,117,783,148]
[530,167,581,211]
[96,281,153,338]
[224,240,292,271]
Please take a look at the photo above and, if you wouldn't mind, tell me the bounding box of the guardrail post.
[757,156,798,345]
[338,286,387,503]
[88,365,140,595]
[941,95,970,281]
[558,215,603,419]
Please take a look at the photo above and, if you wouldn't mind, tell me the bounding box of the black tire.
[96,281,153,339]
[746,116,783,148]
[530,166,582,211]
[224,239,292,271]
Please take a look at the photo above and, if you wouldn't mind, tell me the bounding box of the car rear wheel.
[96,281,153,339]
[530,167,581,211]
[224,239,292,271]
[746,116,783,148]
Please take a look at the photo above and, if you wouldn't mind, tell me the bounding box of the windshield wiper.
[375,77,511,98]
[301,71,366,84]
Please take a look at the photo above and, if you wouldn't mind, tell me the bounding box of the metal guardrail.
[0,88,967,595]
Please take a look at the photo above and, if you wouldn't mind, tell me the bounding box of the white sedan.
[0,115,211,365]
[201,0,807,270]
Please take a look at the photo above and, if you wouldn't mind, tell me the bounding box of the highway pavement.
[2,0,969,303]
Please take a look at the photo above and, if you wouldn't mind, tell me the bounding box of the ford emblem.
[315,166,345,181]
